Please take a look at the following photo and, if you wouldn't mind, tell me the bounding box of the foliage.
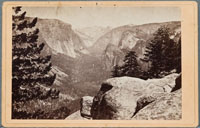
[175,38,181,73]
[120,51,141,77]
[142,26,181,78]
[112,51,141,78]
[112,26,181,79]
[12,98,70,119]
[12,6,62,119]
[12,6,57,101]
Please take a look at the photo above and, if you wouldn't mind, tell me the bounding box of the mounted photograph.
[2,1,198,127]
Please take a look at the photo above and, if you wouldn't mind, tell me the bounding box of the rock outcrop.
[80,96,93,118]
[133,89,181,120]
[171,74,181,92]
[66,96,94,120]
[65,110,88,120]
[26,17,88,58]
[91,73,181,120]
[65,73,181,120]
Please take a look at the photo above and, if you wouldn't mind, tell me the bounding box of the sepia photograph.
[12,5,182,120]
[2,1,198,127]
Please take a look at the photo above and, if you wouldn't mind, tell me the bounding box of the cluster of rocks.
[66,73,181,120]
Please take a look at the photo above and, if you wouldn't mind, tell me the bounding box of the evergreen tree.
[163,37,177,72]
[120,51,141,77]
[12,6,56,102]
[143,26,180,78]
[175,38,181,73]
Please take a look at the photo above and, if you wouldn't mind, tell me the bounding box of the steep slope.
[32,17,181,109]
[35,18,88,58]
[102,43,125,70]
[33,18,110,101]
[92,21,181,54]
[75,26,112,47]
[23,17,93,101]
[91,21,181,70]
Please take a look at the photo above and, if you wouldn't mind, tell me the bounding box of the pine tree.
[12,7,56,101]
[143,26,180,78]
[163,37,177,72]
[120,51,141,77]
[175,38,181,73]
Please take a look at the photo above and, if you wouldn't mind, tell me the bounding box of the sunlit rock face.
[35,18,88,58]
[91,73,181,120]
[132,89,181,120]
[91,21,181,71]
[80,96,93,118]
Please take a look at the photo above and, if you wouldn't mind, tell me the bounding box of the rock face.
[91,73,181,120]
[172,74,181,92]
[66,96,94,120]
[80,96,93,118]
[75,26,112,47]
[91,21,181,70]
[102,43,125,70]
[133,89,181,120]
[92,21,181,55]
[65,110,88,120]
[29,17,88,58]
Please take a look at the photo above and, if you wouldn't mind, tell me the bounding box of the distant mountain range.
[32,18,110,101]
[74,26,112,47]
[35,18,88,58]
[91,21,181,70]
[33,17,181,105]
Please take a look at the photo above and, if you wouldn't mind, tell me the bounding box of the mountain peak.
[33,17,88,58]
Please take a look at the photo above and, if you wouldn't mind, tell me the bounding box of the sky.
[22,6,181,29]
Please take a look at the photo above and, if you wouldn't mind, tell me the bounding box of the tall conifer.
[120,51,141,77]
[12,6,56,101]
[143,26,181,78]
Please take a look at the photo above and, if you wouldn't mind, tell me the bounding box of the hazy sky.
[22,6,181,29]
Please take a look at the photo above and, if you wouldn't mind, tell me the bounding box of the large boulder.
[80,96,93,118]
[92,88,138,119]
[91,73,180,119]
[132,89,181,120]
[145,73,180,93]
[171,74,181,92]
[91,77,147,119]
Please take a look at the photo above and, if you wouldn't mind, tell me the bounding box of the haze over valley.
[33,17,181,104]
[17,6,182,118]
